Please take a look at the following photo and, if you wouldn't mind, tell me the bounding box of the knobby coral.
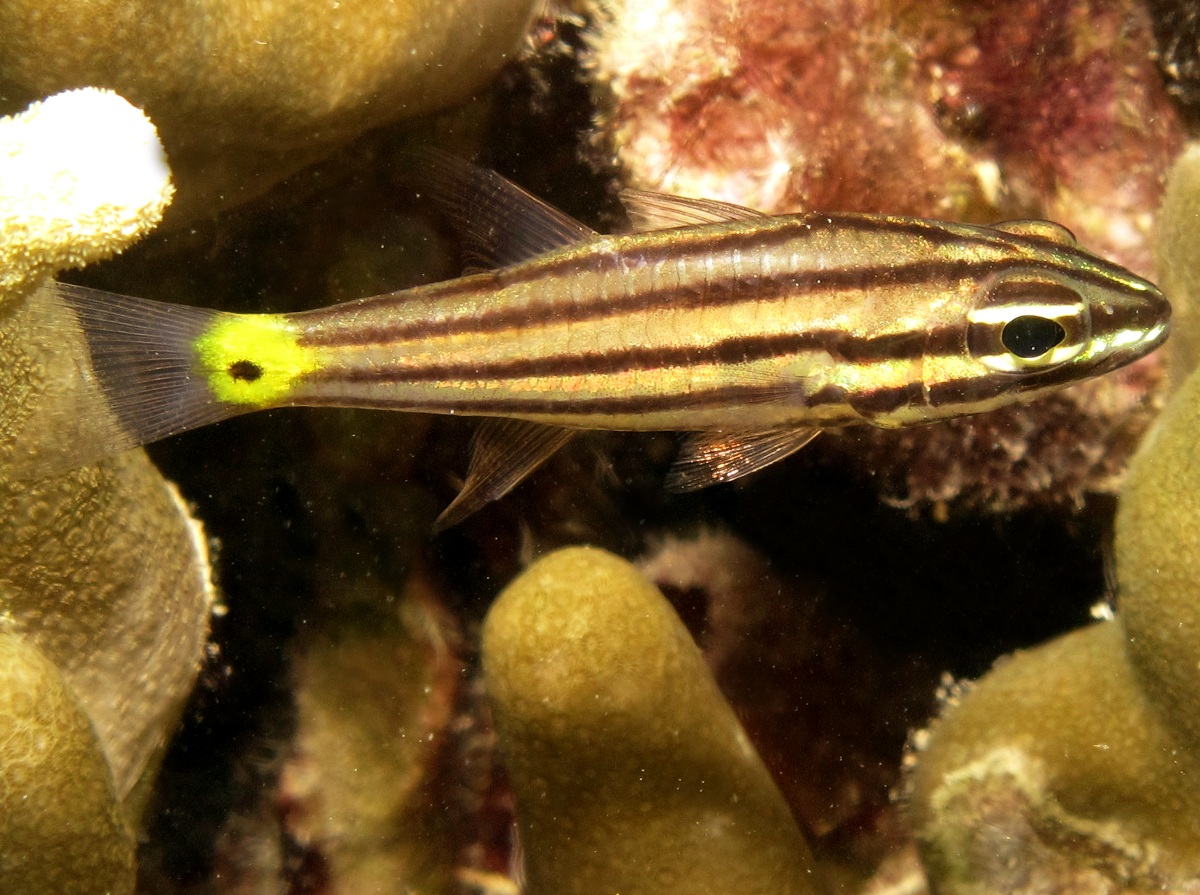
[0,88,214,889]
[0,0,541,223]
[482,545,823,895]
[0,633,135,895]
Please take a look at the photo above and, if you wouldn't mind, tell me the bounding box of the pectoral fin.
[433,419,576,532]
[620,189,766,231]
[665,428,820,493]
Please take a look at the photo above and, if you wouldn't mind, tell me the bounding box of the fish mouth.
[1088,291,1171,374]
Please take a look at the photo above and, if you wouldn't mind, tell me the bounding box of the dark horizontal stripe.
[832,215,1158,289]
[297,217,1146,349]
[294,221,806,332]
[298,255,1078,349]
[927,375,1045,408]
[305,325,952,385]
[1103,293,1170,337]
[835,329,926,364]
[984,279,1083,305]
[850,381,928,416]
[301,382,802,417]
[925,359,1103,406]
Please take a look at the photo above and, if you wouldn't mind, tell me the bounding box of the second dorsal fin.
[407,151,597,270]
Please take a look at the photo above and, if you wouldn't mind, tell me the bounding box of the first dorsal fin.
[405,150,597,270]
[992,219,1078,245]
[620,189,766,231]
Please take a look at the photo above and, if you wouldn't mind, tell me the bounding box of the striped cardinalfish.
[21,156,1169,528]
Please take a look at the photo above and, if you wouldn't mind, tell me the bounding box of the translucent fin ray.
[665,427,820,492]
[620,189,766,231]
[405,150,596,269]
[4,282,244,478]
[433,419,576,532]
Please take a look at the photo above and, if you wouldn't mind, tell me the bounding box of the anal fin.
[433,419,576,532]
[665,428,820,493]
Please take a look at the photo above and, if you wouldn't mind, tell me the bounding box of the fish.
[19,155,1170,529]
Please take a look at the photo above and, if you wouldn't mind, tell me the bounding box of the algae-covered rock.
[0,89,214,800]
[585,0,1177,515]
[0,633,135,895]
[482,545,822,895]
[0,0,539,222]
[278,570,463,894]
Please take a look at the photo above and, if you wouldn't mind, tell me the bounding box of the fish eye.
[968,272,1089,373]
[1000,315,1066,358]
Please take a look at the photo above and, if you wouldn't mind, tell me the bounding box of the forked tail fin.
[3,282,243,478]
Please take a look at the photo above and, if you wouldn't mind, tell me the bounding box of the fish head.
[964,262,1169,383]
[913,252,1169,422]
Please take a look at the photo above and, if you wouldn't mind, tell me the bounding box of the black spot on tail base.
[229,359,264,382]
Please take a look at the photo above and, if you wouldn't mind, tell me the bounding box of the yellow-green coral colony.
[45,157,1168,526]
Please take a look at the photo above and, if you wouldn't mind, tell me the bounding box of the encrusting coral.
[481,545,823,895]
[0,0,541,223]
[904,145,1200,894]
[0,84,213,851]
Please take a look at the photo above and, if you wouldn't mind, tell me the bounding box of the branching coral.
[275,570,464,894]
[482,545,823,895]
[0,88,172,295]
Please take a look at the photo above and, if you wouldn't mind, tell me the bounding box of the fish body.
[38,158,1169,526]
[282,213,1164,431]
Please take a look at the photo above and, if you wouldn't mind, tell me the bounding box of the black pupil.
[229,359,264,382]
[1001,315,1066,359]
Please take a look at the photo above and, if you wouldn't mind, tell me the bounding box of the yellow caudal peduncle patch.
[194,313,321,406]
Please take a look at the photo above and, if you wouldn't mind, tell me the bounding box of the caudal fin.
[5,282,243,478]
